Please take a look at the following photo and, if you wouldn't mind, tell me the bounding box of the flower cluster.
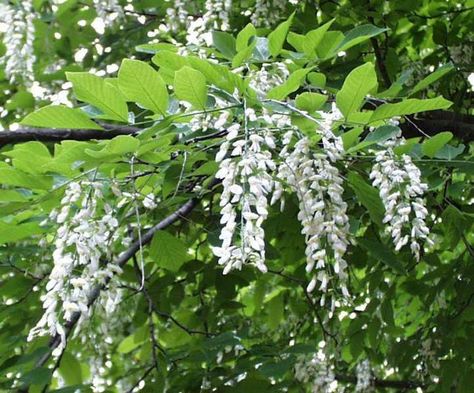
[294,352,338,393]
[212,108,276,274]
[370,134,432,260]
[274,108,350,298]
[28,181,123,357]
[183,0,232,46]
[165,0,189,33]
[93,0,124,26]
[0,0,36,84]
[355,359,372,391]
[248,62,290,99]
[250,0,287,28]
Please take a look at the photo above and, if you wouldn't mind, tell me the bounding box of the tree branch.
[0,126,138,147]
[335,373,427,390]
[1,108,474,150]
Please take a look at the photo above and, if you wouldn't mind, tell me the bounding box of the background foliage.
[0,0,473,392]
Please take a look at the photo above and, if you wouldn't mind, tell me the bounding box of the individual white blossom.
[370,133,432,260]
[142,193,157,210]
[28,181,123,357]
[0,0,36,84]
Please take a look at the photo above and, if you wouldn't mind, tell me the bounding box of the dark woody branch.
[1,109,474,148]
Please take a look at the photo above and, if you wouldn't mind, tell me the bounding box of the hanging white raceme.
[369,132,432,260]
[273,106,351,299]
[28,181,123,357]
[0,0,36,84]
[212,107,276,274]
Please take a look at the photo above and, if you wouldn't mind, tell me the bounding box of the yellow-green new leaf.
[422,131,453,158]
[236,23,256,52]
[266,68,312,100]
[336,62,377,118]
[370,97,452,123]
[174,66,208,109]
[20,105,103,130]
[149,230,191,272]
[268,13,294,57]
[295,92,327,112]
[303,19,334,57]
[67,72,129,122]
[118,59,168,115]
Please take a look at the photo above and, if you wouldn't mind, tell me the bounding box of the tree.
[0,0,473,392]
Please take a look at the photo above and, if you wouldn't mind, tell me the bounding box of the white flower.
[370,134,432,260]
[0,0,36,84]
[142,193,157,210]
[29,180,124,356]
[273,107,350,299]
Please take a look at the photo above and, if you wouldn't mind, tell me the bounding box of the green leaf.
[149,230,191,272]
[0,165,52,189]
[174,66,208,109]
[66,72,129,122]
[307,72,326,88]
[2,141,52,174]
[212,31,236,59]
[59,353,82,385]
[20,105,102,130]
[232,41,256,68]
[0,221,45,245]
[18,367,52,386]
[236,23,256,52]
[286,32,305,52]
[393,137,420,155]
[341,127,364,150]
[336,62,377,118]
[410,63,454,96]
[358,236,406,274]
[422,131,453,158]
[370,97,452,122]
[317,31,344,58]
[295,92,327,112]
[266,68,312,100]
[117,331,146,354]
[364,125,401,144]
[348,172,385,227]
[85,135,140,159]
[302,19,334,57]
[268,13,294,57]
[118,59,168,115]
[333,24,388,54]
[435,144,465,160]
[265,292,284,329]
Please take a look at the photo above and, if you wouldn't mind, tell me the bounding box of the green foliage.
[21,105,103,130]
[66,72,129,122]
[174,66,208,109]
[0,1,473,392]
[118,59,169,115]
[336,62,378,118]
